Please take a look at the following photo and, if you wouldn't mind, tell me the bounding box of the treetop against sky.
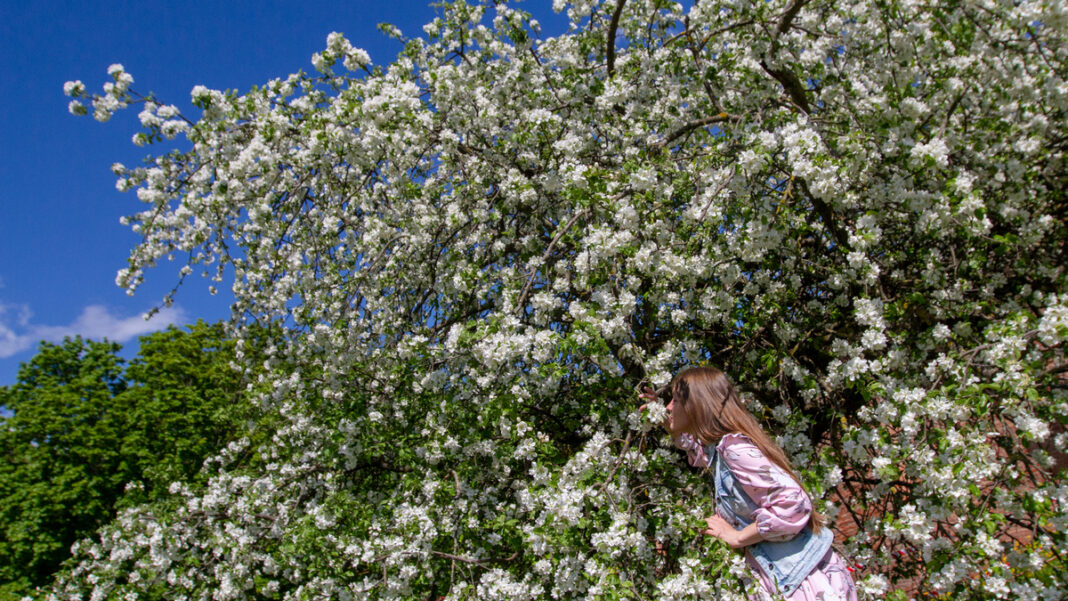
[1,0,509,385]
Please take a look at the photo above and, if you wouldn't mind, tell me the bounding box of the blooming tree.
[56,0,1067,599]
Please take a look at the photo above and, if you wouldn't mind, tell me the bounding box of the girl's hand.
[638,386,669,430]
[701,514,741,548]
[637,386,658,412]
[702,515,763,549]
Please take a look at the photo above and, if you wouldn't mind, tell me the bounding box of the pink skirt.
[747,548,857,601]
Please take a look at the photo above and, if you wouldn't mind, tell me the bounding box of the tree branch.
[653,112,737,150]
[606,0,628,77]
[797,178,850,250]
[760,61,811,114]
[760,0,813,114]
[775,0,812,41]
[429,550,519,565]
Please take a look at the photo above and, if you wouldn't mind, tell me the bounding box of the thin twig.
[515,209,588,315]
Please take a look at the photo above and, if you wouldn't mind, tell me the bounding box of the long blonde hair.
[672,366,825,533]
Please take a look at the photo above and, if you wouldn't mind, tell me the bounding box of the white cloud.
[0,303,187,359]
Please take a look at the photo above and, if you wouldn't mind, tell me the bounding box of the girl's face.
[665,397,691,435]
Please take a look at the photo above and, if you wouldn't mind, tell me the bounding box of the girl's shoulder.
[715,431,756,453]
[716,432,769,465]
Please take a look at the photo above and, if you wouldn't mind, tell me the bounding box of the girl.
[640,366,856,601]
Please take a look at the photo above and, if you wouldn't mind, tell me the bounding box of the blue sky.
[0,0,564,385]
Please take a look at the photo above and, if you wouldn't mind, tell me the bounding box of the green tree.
[0,338,127,598]
[116,321,251,504]
[0,322,251,599]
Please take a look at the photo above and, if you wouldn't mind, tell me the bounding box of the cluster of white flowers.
[1038,295,1068,346]
[63,64,132,121]
[54,0,1068,599]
